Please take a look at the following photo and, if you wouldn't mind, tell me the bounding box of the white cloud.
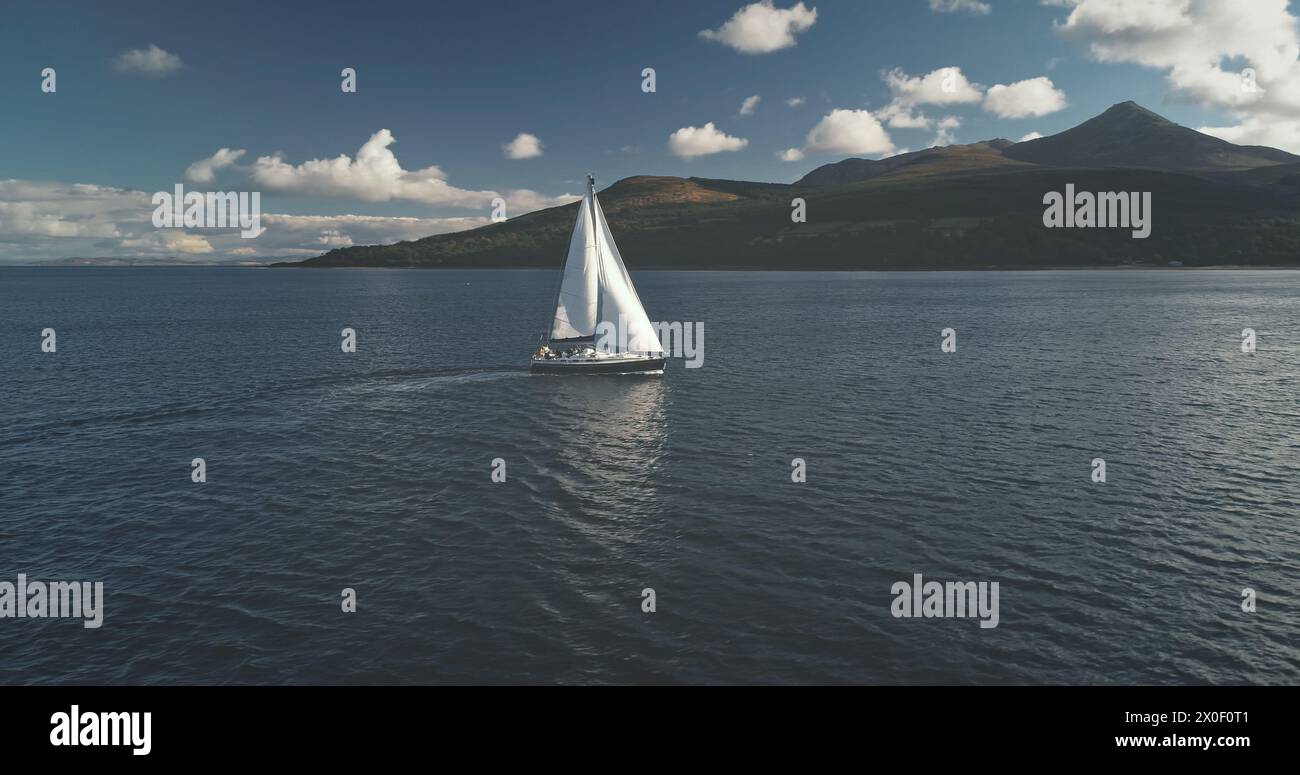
[879,104,933,129]
[113,44,183,76]
[0,181,139,240]
[185,148,247,184]
[802,109,896,156]
[316,229,353,248]
[667,123,749,158]
[0,180,216,260]
[786,96,806,107]
[931,115,961,146]
[777,148,805,161]
[1197,116,1300,150]
[1019,130,1044,141]
[879,67,983,130]
[699,1,818,54]
[249,129,497,207]
[885,67,984,107]
[983,76,1067,117]
[1049,0,1300,152]
[1054,0,1191,33]
[739,95,761,116]
[929,0,992,14]
[502,132,544,159]
[0,177,572,263]
[118,231,214,254]
[502,189,581,213]
[204,131,576,219]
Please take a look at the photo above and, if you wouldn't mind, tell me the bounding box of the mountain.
[797,102,1300,187]
[796,139,1027,186]
[281,102,1300,270]
[286,176,794,269]
[1002,101,1300,171]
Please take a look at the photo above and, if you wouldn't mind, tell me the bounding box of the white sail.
[592,194,664,355]
[549,195,600,341]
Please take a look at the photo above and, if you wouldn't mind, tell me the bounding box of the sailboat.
[530,175,666,374]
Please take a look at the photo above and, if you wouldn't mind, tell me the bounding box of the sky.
[1,0,1298,262]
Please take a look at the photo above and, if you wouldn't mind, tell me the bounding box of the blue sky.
[1,0,1296,261]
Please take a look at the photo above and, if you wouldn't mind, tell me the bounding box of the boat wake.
[380,368,528,392]
[0,365,526,446]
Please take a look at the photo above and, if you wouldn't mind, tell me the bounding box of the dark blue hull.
[530,357,666,374]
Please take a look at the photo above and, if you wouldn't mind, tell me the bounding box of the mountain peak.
[796,101,1300,187]
[1093,100,1175,126]
[1003,101,1297,171]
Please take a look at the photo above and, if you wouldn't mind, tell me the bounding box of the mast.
[591,174,605,345]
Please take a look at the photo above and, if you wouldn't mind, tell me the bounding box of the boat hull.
[530,356,665,375]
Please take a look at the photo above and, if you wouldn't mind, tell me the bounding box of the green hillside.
[279,103,1300,270]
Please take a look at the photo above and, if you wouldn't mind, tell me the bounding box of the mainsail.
[548,194,600,342]
[547,177,664,355]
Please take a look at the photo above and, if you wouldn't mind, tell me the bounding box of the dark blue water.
[1,267,1297,684]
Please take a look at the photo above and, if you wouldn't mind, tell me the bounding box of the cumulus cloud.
[885,67,984,107]
[1048,0,1300,152]
[502,189,581,213]
[1195,116,1297,149]
[1019,130,1044,141]
[179,129,576,235]
[0,180,212,260]
[777,147,805,161]
[0,181,140,241]
[185,130,576,216]
[502,132,543,159]
[982,76,1067,117]
[0,177,570,263]
[739,95,761,116]
[118,230,214,254]
[249,129,497,207]
[878,105,932,130]
[185,148,247,184]
[931,115,961,146]
[786,96,806,107]
[667,123,750,158]
[800,109,896,156]
[699,1,818,54]
[929,0,992,14]
[879,66,983,129]
[113,44,183,76]
[875,65,1061,133]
